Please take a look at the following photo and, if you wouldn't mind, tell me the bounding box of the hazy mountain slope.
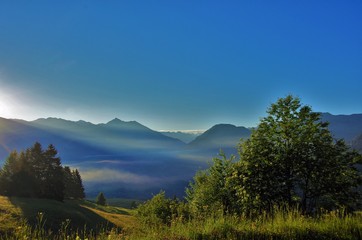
[160,131,202,143]
[188,124,251,149]
[0,117,111,163]
[32,117,184,151]
[352,134,362,153]
[1,113,361,199]
[0,117,194,199]
[321,113,362,142]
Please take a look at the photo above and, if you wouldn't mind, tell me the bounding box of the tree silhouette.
[0,142,85,202]
[96,192,106,206]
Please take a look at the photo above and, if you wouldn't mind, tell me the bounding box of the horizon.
[1,111,362,133]
[0,1,361,130]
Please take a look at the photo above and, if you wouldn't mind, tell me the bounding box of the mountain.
[0,117,196,199]
[352,134,362,153]
[160,131,203,143]
[31,117,184,152]
[321,113,362,143]
[188,124,251,150]
[1,113,361,199]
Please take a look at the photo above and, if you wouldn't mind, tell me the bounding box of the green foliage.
[186,152,237,216]
[96,192,107,206]
[231,95,362,214]
[136,191,190,226]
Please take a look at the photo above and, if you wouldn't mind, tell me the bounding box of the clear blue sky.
[0,1,361,130]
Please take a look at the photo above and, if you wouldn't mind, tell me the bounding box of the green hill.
[0,196,135,237]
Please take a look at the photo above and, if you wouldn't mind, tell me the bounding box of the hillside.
[188,124,251,149]
[321,113,362,143]
[352,134,362,153]
[160,131,202,143]
[0,195,135,236]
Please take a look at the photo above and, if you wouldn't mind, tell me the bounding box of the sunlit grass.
[128,208,362,240]
[1,195,361,239]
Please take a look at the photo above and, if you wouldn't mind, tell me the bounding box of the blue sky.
[0,1,361,130]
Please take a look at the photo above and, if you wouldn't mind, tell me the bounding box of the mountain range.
[0,112,361,199]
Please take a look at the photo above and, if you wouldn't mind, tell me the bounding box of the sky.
[0,1,361,130]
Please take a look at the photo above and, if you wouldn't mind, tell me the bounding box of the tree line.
[0,142,85,201]
[137,95,362,225]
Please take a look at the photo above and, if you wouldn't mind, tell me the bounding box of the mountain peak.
[107,118,125,125]
[105,118,149,131]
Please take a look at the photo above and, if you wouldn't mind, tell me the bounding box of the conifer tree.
[43,144,64,201]
[0,142,71,201]
[73,169,85,199]
[96,192,106,206]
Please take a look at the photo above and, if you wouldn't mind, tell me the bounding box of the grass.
[104,198,144,209]
[128,208,362,240]
[1,195,361,239]
[0,195,135,239]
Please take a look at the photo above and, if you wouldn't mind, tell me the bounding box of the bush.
[136,191,190,226]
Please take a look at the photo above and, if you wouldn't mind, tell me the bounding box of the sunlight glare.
[0,91,14,118]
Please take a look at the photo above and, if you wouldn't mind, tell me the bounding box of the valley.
[0,113,361,199]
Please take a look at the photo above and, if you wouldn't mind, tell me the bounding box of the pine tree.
[73,169,85,199]
[63,167,85,200]
[63,166,75,199]
[43,144,64,201]
[0,143,69,201]
[0,151,18,195]
[96,192,106,206]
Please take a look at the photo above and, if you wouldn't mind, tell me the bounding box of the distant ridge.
[321,113,362,142]
[189,124,251,149]
[352,134,362,153]
[1,112,361,198]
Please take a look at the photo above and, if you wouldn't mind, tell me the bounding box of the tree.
[231,95,362,214]
[136,191,189,225]
[63,167,85,200]
[42,144,64,201]
[73,169,85,199]
[0,150,18,195]
[63,166,75,199]
[96,192,106,206]
[186,152,237,216]
[0,142,79,201]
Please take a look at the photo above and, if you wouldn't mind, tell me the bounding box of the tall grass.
[1,212,124,240]
[128,207,362,240]
[1,208,361,239]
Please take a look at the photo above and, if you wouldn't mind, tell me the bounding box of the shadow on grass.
[9,197,116,235]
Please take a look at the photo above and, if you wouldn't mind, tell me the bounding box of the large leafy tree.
[231,95,362,213]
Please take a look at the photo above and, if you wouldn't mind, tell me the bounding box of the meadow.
[0,195,361,240]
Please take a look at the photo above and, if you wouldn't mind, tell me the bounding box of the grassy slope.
[0,196,135,235]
